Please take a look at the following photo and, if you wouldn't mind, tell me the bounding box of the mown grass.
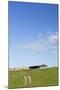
[8,67,58,89]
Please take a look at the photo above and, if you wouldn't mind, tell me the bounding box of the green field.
[8,67,58,89]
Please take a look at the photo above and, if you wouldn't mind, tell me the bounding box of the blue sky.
[8,1,58,68]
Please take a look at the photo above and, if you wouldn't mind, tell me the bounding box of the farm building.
[29,64,47,69]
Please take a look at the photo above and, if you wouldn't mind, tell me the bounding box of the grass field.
[8,67,58,89]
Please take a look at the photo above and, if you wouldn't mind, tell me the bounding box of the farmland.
[8,67,58,89]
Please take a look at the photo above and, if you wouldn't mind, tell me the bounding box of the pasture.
[8,67,58,89]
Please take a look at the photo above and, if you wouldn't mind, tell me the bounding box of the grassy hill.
[8,67,58,89]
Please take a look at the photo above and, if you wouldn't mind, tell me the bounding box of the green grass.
[8,67,58,89]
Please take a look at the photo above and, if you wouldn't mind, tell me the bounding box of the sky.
[8,1,58,68]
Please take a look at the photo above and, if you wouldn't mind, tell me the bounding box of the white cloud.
[47,32,58,43]
[15,31,58,53]
[47,32,58,51]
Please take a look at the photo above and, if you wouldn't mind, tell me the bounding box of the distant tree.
[29,65,40,69]
[29,64,48,69]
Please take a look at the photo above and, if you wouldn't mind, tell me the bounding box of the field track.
[8,67,58,89]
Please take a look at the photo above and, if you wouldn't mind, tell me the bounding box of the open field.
[8,67,58,89]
